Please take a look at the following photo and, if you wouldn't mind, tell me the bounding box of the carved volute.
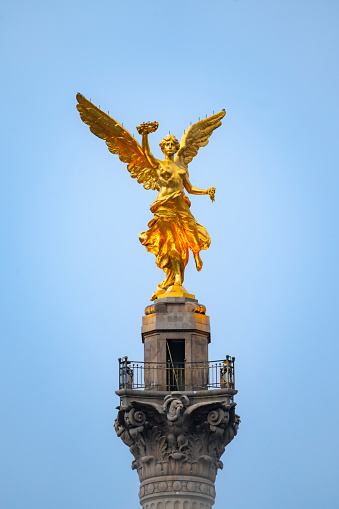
[114,392,240,484]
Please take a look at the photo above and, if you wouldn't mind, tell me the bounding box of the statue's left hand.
[207,187,216,202]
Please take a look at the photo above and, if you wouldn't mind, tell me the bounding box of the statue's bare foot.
[194,253,203,271]
[151,287,166,301]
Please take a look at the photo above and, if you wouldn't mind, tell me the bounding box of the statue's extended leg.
[172,260,183,286]
[150,259,186,300]
[159,269,175,289]
[150,269,175,301]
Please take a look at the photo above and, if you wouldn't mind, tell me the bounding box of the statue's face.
[162,139,178,156]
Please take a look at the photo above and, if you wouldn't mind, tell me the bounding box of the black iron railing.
[118,356,235,391]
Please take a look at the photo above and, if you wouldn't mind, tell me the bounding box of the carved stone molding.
[141,497,213,509]
[139,476,216,498]
[139,475,216,509]
[114,392,240,483]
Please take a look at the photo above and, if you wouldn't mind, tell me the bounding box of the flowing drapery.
[139,191,211,288]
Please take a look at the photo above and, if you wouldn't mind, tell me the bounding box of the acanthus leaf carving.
[115,392,240,482]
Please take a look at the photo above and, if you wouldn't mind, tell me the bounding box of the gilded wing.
[175,110,226,168]
[76,93,159,190]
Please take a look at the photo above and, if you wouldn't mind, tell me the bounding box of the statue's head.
[159,134,180,156]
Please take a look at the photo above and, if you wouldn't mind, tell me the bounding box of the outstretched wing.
[175,110,226,168]
[182,400,226,426]
[131,400,165,424]
[76,93,159,190]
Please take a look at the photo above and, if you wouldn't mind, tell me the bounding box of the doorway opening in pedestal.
[166,339,185,391]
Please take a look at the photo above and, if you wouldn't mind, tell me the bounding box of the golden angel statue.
[76,93,225,300]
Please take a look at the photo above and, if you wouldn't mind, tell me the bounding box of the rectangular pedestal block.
[142,298,210,391]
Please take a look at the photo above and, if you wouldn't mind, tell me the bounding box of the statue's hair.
[159,134,180,153]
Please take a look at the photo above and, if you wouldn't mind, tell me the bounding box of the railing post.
[118,358,121,389]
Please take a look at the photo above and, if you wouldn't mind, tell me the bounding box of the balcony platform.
[116,386,237,408]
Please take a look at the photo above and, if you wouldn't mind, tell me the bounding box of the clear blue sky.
[1,1,338,508]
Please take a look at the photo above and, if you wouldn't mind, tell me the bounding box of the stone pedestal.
[142,297,210,391]
[115,298,240,508]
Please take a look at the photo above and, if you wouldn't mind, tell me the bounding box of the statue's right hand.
[136,122,159,135]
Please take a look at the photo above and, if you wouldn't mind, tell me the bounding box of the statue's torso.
[156,160,186,200]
